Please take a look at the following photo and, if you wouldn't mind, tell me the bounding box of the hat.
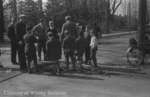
[65,16,71,21]
[19,14,26,18]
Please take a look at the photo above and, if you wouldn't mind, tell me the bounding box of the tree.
[0,0,5,41]
[104,0,122,33]
[65,0,73,14]
[105,0,110,33]
[18,0,41,26]
[110,0,122,16]
[11,0,17,23]
[38,0,43,11]
[138,0,147,52]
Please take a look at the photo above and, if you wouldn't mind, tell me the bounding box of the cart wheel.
[126,48,144,66]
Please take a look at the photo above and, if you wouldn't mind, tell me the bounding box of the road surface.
[0,34,150,97]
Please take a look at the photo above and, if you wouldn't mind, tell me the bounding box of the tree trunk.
[65,0,72,15]
[12,0,18,23]
[38,0,43,11]
[0,0,4,41]
[138,0,147,51]
[106,0,110,33]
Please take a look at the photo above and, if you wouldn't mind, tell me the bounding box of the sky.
[43,0,47,2]
[34,0,48,3]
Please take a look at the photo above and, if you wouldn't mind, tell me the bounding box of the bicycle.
[126,37,150,66]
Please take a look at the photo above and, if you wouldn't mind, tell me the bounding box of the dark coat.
[7,23,16,41]
[84,32,91,48]
[32,23,47,41]
[62,35,75,53]
[46,37,61,60]
[75,36,86,55]
[61,21,77,40]
[47,28,59,40]
[24,33,37,58]
[16,21,26,42]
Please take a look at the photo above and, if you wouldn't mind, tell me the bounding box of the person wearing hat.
[61,16,77,41]
[7,18,18,65]
[16,15,27,72]
[32,18,47,61]
[24,26,38,73]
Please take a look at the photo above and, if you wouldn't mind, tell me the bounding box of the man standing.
[8,18,17,64]
[61,16,77,41]
[32,19,47,61]
[16,15,27,72]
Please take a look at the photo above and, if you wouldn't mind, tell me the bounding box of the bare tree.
[110,0,122,16]
[105,0,122,33]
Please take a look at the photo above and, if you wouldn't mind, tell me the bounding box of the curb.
[100,65,143,74]
[0,71,22,83]
[102,31,136,38]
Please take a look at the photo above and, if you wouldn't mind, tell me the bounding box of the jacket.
[46,37,61,60]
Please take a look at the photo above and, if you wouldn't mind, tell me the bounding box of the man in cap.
[8,18,18,64]
[32,18,47,61]
[61,16,77,41]
[16,15,27,72]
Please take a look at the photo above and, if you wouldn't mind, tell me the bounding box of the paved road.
[98,34,135,65]
[0,74,150,97]
[1,34,150,97]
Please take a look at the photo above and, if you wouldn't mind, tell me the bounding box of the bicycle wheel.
[126,48,144,66]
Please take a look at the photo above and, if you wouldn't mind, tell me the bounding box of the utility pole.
[0,0,4,42]
[138,0,147,51]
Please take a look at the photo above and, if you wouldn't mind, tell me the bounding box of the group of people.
[7,15,100,73]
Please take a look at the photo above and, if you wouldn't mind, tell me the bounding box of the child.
[75,26,86,68]
[24,26,37,73]
[46,32,62,74]
[90,29,98,67]
[84,25,91,64]
[62,30,76,70]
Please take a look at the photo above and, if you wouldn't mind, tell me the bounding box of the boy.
[75,27,86,68]
[90,29,98,67]
[32,19,47,61]
[62,30,76,70]
[46,32,61,74]
[84,25,91,64]
[24,26,37,73]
